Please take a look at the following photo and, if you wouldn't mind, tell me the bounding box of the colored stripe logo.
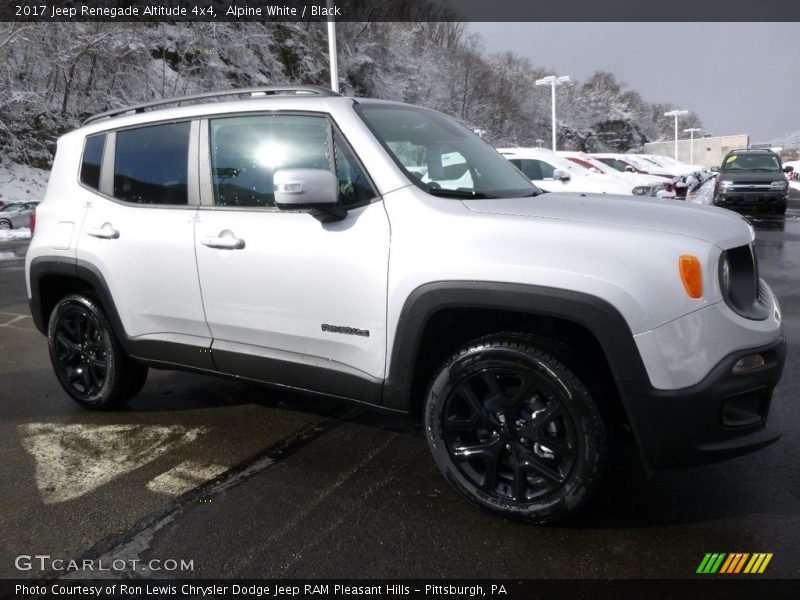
[697,553,773,574]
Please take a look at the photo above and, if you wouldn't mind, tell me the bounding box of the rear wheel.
[0,219,11,229]
[424,333,607,523]
[47,293,148,410]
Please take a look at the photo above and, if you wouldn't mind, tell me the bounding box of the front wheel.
[424,333,608,523]
[47,293,148,410]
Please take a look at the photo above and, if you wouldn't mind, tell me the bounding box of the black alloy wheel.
[47,294,148,409]
[425,333,607,523]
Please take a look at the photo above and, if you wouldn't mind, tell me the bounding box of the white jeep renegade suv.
[26,86,786,522]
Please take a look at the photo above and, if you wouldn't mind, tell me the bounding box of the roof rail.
[82,85,340,126]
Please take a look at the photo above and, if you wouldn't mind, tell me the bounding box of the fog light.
[722,387,768,427]
[732,354,766,374]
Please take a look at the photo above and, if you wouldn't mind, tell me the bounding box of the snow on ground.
[0,227,31,241]
[0,160,49,204]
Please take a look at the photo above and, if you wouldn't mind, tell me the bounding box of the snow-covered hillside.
[0,161,49,204]
[0,19,700,164]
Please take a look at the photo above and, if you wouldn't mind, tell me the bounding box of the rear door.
[76,120,213,367]
[193,112,390,399]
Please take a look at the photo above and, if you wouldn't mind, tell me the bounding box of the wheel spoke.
[538,435,575,460]
[508,376,537,410]
[456,382,490,425]
[511,452,528,501]
[516,444,567,484]
[480,440,503,491]
[452,440,498,461]
[56,334,80,363]
[81,365,92,391]
[481,370,504,399]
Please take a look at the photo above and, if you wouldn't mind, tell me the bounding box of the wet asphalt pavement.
[1,201,799,582]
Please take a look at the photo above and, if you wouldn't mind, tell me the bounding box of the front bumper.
[619,338,786,468]
[715,191,787,211]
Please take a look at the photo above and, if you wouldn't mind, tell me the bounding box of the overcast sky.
[470,23,800,144]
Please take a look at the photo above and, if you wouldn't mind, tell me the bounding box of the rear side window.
[80,134,105,190]
[113,122,190,205]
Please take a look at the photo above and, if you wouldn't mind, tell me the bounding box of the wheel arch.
[382,281,651,434]
[29,257,128,347]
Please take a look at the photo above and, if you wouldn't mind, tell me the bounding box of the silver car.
[0,201,39,229]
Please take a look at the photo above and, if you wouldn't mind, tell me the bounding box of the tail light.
[30,210,36,234]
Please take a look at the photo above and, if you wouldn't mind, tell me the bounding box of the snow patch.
[0,227,31,240]
[0,161,49,204]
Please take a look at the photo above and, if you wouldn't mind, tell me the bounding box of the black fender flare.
[381,281,650,410]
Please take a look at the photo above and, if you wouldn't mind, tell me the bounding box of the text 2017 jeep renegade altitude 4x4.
[26,87,786,523]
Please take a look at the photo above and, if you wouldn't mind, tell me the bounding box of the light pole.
[535,75,571,151]
[683,127,702,164]
[326,0,339,93]
[664,109,689,160]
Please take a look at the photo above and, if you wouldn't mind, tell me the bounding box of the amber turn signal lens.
[679,255,702,298]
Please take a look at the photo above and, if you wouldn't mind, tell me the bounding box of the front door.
[193,113,390,400]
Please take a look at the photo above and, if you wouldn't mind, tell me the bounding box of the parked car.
[497,147,640,195]
[558,151,676,198]
[27,86,785,523]
[0,201,39,229]
[592,153,676,179]
[712,149,792,215]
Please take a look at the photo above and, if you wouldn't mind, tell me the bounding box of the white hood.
[461,192,753,249]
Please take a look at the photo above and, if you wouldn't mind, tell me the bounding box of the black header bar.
[2,0,800,22]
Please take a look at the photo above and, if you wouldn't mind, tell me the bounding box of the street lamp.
[326,0,339,93]
[683,127,702,165]
[536,75,571,151]
[664,109,689,160]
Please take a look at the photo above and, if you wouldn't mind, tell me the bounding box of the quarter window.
[113,122,190,205]
[80,134,105,190]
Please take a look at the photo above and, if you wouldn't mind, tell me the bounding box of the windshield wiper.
[426,188,498,199]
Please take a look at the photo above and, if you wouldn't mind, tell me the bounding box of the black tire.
[424,333,607,523]
[47,293,148,410]
[775,203,787,215]
[0,219,11,229]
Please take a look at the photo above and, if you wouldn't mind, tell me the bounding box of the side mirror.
[274,169,344,222]
[552,169,571,182]
[710,166,720,173]
[624,165,635,173]
[784,165,794,173]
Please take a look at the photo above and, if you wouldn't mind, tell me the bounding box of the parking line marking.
[0,314,28,327]
[19,423,209,504]
[147,461,229,496]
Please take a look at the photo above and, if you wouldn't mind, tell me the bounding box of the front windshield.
[721,153,781,172]
[0,203,22,212]
[356,103,537,198]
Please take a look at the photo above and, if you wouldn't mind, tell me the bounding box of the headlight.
[770,180,788,190]
[720,252,731,295]
[718,244,769,320]
[720,180,734,189]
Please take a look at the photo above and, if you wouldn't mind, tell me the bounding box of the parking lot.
[1,199,799,581]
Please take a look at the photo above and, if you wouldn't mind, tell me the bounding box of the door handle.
[200,229,245,250]
[86,222,119,239]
